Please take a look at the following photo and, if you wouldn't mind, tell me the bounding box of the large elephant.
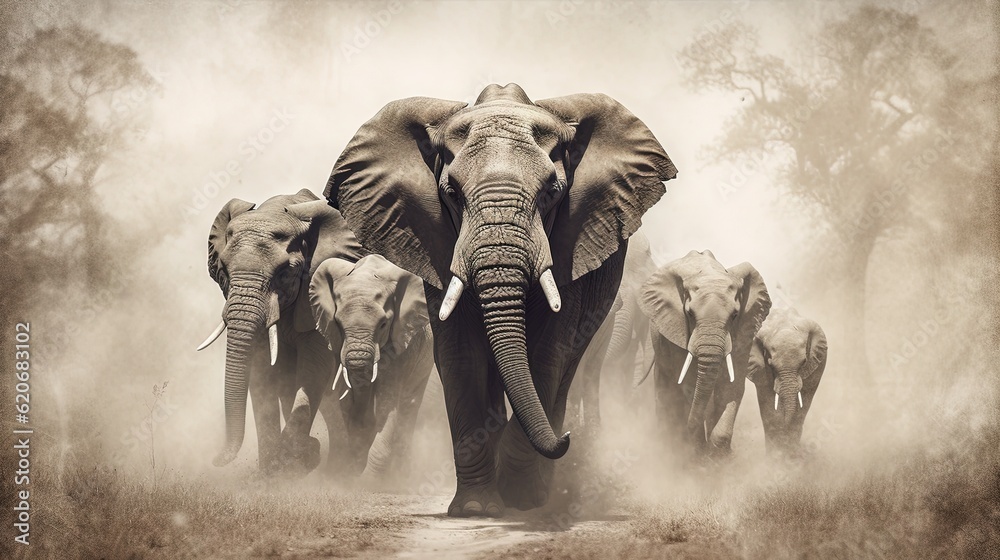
[309,254,434,480]
[568,230,657,431]
[638,250,770,454]
[746,307,827,456]
[326,83,677,516]
[198,188,365,474]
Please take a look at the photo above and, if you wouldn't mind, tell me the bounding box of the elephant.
[198,188,365,474]
[568,230,657,431]
[637,250,770,455]
[325,83,677,516]
[308,254,434,481]
[746,307,827,456]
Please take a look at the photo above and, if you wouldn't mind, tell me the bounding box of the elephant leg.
[282,331,333,474]
[382,341,434,481]
[707,381,743,456]
[427,285,505,518]
[497,269,615,511]
[248,342,281,474]
[319,380,347,476]
[361,356,407,482]
[574,315,613,433]
[652,336,690,451]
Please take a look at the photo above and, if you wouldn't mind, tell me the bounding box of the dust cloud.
[1,0,996,556]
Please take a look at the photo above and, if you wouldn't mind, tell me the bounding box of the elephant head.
[308,254,428,459]
[201,188,363,467]
[747,307,827,446]
[639,250,770,434]
[326,83,676,459]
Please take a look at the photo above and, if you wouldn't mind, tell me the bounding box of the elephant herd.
[197,84,828,518]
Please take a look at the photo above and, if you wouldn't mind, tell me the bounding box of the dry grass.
[7,463,416,560]
[490,426,1000,560]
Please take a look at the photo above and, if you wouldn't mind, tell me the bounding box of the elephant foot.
[277,435,321,477]
[708,434,732,457]
[497,463,550,511]
[448,485,504,518]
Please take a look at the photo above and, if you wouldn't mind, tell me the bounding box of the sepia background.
[0,1,997,558]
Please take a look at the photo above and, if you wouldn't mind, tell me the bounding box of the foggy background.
[1,0,997,556]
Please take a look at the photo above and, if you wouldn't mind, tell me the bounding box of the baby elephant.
[746,307,827,456]
[309,254,434,480]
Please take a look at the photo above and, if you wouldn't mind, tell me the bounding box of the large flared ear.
[728,262,771,362]
[307,258,357,353]
[285,199,366,276]
[325,97,468,290]
[638,261,690,350]
[286,199,367,333]
[389,268,429,354]
[746,337,769,385]
[535,94,677,286]
[208,198,255,296]
[803,320,828,380]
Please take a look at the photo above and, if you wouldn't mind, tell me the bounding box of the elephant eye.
[730,310,738,322]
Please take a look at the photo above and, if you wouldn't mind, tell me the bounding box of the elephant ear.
[390,269,429,355]
[746,337,769,385]
[803,320,828,379]
[286,200,367,333]
[535,94,677,286]
[208,198,255,295]
[638,262,689,350]
[325,97,468,289]
[308,258,357,353]
[728,262,771,364]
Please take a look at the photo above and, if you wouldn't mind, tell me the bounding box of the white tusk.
[372,361,378,383]
[268,324,279,366]
[798,391,803,409]
[197,321,226,351]
[774,393,779,410]
[371,345,380,382]
[339,389,350,400]
[343,366,352,389]
[439,277,465,321]
[333,363,343,391]
[539,269,561,312]
[678,352,693,384]
[726,353,735,383]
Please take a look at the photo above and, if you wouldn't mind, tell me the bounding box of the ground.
[9,431,997,560]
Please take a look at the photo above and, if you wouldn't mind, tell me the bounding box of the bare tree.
[0,25,156,327]
[677,7,981,378]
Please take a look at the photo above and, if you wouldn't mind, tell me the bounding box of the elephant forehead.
[335,284,389,307]
[766,328,808,352]
[228,211,302,237]
[688,275,739,296]
[447,103,568,140]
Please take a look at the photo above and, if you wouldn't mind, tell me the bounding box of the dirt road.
[386,495,617,559]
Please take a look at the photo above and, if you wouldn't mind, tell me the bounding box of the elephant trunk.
[214,273,270,467]
[604,296,634,363]
[686,328,727,434]
[774,371,802,426]
[473,258,569,460]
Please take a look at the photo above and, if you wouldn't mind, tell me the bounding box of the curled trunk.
[474,263,569,460]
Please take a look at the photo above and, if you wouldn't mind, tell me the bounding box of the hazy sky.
[9,0,993,472]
